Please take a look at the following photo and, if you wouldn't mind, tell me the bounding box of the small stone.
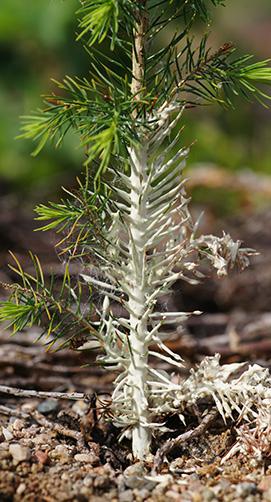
[21,401,37,413]
[259,476,271,492]
[93,475,112,490]
[80,486,93,498]
[37,399,59,415]
[61,472,70,481]
[34,449,49,465]
[152,474,173,493]
[0,442,9,450]
[72,400,89,416]
[2,427,13,441]
[133,488,150,500]
[0,450,11,461]
[74,453,99,465]
[87,441,100,457]
[9,444,31,465]
[235,482,257,497]
[212,479,231,495]
[32,432,54,446]
[8,416,17,425]
[11,419,25,431]
[123,463,156,491]
[16,483,26,496]
[50,444,72,464]
[133,488,150,502]
[165,491,181,500]
[83,475,94,487]
[123,463,146,489]
[19,438,34,448]
[263,488,271,501]
[119,489,134,502]
[202,488,216,501]
[194,495,204,502]
[145,453,154,464]
[170,457,185,471]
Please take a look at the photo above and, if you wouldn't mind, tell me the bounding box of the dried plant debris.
[174,355,271,424]
[151,355,271,469]
[222,409,271,466]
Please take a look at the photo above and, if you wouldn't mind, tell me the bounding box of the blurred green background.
[0,0,271,209]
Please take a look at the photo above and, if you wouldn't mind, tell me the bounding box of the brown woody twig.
[0,385,86,401]
[153,408,218,473]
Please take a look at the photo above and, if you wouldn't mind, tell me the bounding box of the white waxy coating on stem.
[126,144,152,459]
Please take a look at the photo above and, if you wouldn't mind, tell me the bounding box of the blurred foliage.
[1,0,271,206]
[187,0,271,175]
[0,0,84,198]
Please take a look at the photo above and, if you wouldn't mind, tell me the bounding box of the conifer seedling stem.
[128,1,151,459]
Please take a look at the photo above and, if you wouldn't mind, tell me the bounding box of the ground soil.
[0,374,271,502]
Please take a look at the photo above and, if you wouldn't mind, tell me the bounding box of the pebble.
[123,463,156,491]
[83,475,94,488]
[9,444,31,465]
[50,445,71,464]
[72,400,89,416]
[192,494,203,502]
[235,482,258,498]
[0,450,11,461]
[31,462,42,474]
[152,476,174,498]
[87,441,100,457]
[8,416,17,425]
[32,432,53,446]
[212,479,231,495]
[19,438,34,448]
[37,399,59,415]
[123,463,146,490]
[11,419,25,431]
[263,488,271,501]
[119,489,134,502]
[34,449,49,465]
[74,453,99,465]
[21,401,37,413]
[93,475,111,489]
[202,488,217,501]
[61,472,70,481]
[133,488,150,500]
[170,457,185,471]
[2,427,13,441]
[16,483,26,496]
[80,486,94,497]
[259,476,271,492]
[165,490,181,500]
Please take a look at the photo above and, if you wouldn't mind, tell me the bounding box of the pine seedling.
[1,0,271,461]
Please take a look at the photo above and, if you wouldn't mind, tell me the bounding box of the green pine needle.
[77,0,119,49]
[0,253,102,349]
